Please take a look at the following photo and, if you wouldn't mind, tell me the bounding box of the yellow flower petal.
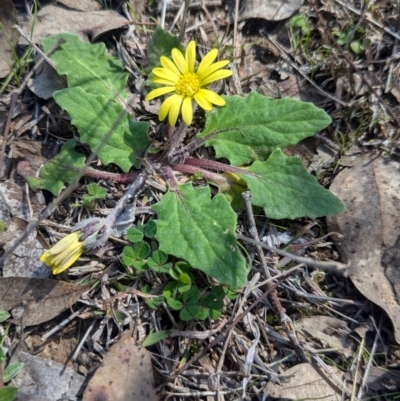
[181,97,193,126]
[44,231,81,255]
[197,48,218,77]
[145,86,176,101]
[50,239,82,267]
[200,69,233,86]
[52,247,84,275]
[40,231,84,275]
[159,95,179,122]
[198,60,230,81]
[194,91,212,110]
[168,95,184,126]
[185,41,196,73]
[171,48,187,74]
[197,88,226,106]
[152,78,179,86]
[160,55,181,77]
[147,41,231,126]
[152,67,179,84]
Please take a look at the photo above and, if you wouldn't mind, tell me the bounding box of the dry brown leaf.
[0,0,19,78]
[83,333,158,401]
[0,153,49,277]
[327,149,400,343]
[295,316,355,358]
[268,362,344,399]
[55,0,103,12]
[21,5,130,44]
[11,350,85,401]
[235,0,303,21]
[27,54,66,100]
[0,277,84,326]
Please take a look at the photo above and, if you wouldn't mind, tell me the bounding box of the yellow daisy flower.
[145,40,232,126]
[40,231,84,275]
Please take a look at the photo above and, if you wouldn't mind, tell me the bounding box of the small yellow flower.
[145,41,232,126]
[40,231,84,275]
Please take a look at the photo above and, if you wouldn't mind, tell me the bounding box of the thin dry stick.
[16,37,67,96]
[0,92,18,177]
[165,272,295,385]
[384,0,399,93]
[179,0,191,42]
[233,0,240,61]
[351,335,365,401]
[71,319,96,361]
[215,273,260,401]
[310,0,400,137]
[356,316,382,399]
[332,0,400,41]
[307,345,352,397]
[14,25,56,68]
[242,191,307,363]
[260,30,348,107]
[237,234,348,276]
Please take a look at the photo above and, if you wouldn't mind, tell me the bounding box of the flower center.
[176,73,201,97]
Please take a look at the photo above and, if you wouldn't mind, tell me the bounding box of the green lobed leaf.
[127,227,144,243]
[143,220,157,238]
[3,362,24,383]
[0,386,18,401]
[152,183,247,287]
[53,87,150,172]
[0,347,5,362]
[239,149,346,219]
[42,33,128,101]
[133,241,151,260]
[166,297,183,310]
[0,310,10,323]
[198,91,332,165]
[180,305,202,321]
[182,286,200,304]
[26,140,86,195]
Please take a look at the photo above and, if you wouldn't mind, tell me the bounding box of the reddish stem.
[172,164,227,182]
[184,158,253,176]
[83,167,140,183]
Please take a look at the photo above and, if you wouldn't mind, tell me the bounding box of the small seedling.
[0,310,23,401]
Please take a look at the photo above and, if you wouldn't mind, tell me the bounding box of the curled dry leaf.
[268,362,345,399]
[83,333,158,401]
[294,316,355,358]
[21,5,130,44]
[0,277,84,326]
[231,0,303,22]
[327,148,400,343]
[55,0,103,12]
[11,350,85,401]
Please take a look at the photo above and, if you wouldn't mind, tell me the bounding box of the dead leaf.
[83,333,158,401]
[295,316,355,358]
[55,0,103,12]
[233,0,303,21]
[21,5,130,44]
[268,362,344,399]
[27,54,66,100]
[10,350,85,401]
[0,163,48,277]
[0,277,84,326]
[0,0,19,78]
[327,149,400,343]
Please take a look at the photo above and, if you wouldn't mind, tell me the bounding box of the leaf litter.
[1,0,400,400]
